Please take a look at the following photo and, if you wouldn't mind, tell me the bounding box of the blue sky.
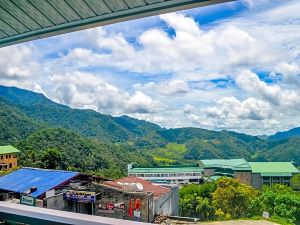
[1,0,300,135]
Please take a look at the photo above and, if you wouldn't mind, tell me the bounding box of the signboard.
[20,195,36,206]
[63,190,96,203]
[263,211,270,219]
[97,202,125,213]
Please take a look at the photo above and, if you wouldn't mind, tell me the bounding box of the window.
[282,177,290,186]
[262,177,271,186]
[272,177,280,185]
[9,163,12,168]
[0,155,3,160]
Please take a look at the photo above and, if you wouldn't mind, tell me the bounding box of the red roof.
[104,176,171,198]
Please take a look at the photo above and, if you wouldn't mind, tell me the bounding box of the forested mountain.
[0,85,161,142]
[0,85,299,177]
[269,127,300,140]
[0,99,46,145]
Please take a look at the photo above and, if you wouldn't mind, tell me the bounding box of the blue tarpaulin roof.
[0,168,78,197]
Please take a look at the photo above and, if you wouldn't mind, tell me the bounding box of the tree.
[41,148,62,169]
[179,183,216,220]
[212,177,259,219]
[195,197,215,221]
[259,185,300,224]
[291,174,300,190]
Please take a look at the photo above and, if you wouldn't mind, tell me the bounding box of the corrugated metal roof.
[0,145,20,155]
[0,0,233,48]
[104,176,171,198]
[0,167,78,197]
[129,165,203,173]
[249,162,300,174]
[200,158,250,170]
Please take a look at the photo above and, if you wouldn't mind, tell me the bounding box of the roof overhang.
[0,0,233,48]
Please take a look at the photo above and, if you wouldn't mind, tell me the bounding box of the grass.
[148,143,191,165]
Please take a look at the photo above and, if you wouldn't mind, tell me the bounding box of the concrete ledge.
[0,202,150,225]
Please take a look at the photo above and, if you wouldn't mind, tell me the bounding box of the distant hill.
[0,84,299,175]
[269,127,300,140]
[0,98,46,145]
[0,85,161,142]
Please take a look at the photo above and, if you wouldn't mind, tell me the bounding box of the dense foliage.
[16,128,153,178]
[179,177,300,224]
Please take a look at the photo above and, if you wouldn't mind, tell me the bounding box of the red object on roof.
[104,177,171,198]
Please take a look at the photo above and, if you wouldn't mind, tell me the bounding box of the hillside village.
[0,145,299,223]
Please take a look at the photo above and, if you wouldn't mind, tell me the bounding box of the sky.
[1,0,300,135]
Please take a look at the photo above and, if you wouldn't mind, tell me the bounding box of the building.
[0,145,20,171]
[248,162,300,189]
[200,159,300,189]
[0,167,80,204]
[52,176,177,222]
[200,158,252,185]
[104,177,179,217]
[127,164,203,184]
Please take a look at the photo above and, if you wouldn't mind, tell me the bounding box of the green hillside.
[0,99,46,145]
[17,128,153,178]
[0,85,299,176]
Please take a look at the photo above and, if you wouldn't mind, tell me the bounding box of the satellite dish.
[136,183,144,191]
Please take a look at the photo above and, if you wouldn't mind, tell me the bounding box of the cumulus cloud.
[48,71,159,115]
[0,45,42,90]
[205,97,272,120]
[62,12,279,80]
[236,70,300,108]
[274,62,300,86]
[134,80,190,96]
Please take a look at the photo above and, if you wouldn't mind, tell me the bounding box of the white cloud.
[205,97,272,120]
[48,71,159,115]
[134,80,190,96]
[274,62,300,86]
[236,70,300,108]
[62,12,279,81]
[0,45,41,88]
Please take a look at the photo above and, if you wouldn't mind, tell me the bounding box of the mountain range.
[0,85,299,177]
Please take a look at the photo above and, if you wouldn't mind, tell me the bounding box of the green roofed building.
[199,158,299,189]
[0,145,20,171]
[199,158,252,185]
[128,164,203,184]
[249,162,300,189]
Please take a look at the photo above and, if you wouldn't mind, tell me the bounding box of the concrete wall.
[251,173,262,189]
[46,194,65,211]
[234,171,252,186]
[159,184,179,216]
[154,192,172,216]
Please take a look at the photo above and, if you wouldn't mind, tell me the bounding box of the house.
[0,167,79,203]
[248,162,300,189]
[127,164,203,184]
[104,177,179,217]
[0,145,20,171]
[60,176,165,222]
